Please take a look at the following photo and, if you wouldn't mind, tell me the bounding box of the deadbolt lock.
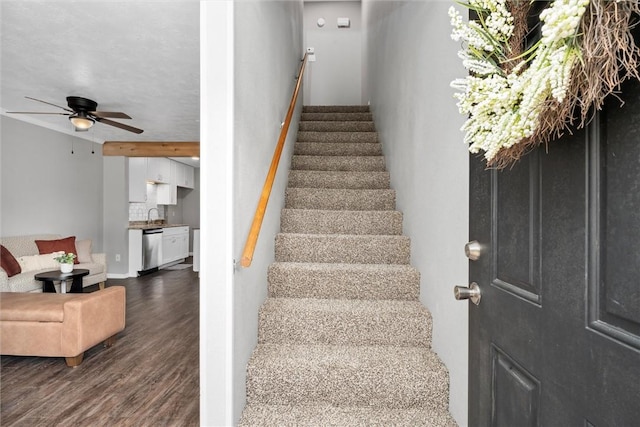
[465,240,482,261]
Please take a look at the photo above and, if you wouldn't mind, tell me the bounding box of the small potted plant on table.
[54,252,76,273]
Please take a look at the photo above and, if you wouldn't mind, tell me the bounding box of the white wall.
[233,0,304,421]
[0,116,104,249]
[364,1,469,425]
[103,156,129,276]
[200,1,304,425]
[303,1,362,105]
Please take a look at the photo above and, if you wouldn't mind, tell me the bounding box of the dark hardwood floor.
[1,263,199,426]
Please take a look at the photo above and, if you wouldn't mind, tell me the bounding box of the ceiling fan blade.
[25,96,74,113]
[90,111,132,119]
[6,111,70,115]
[95,117,144,134]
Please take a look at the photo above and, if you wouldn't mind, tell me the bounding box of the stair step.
[259,298,431,347]
[303,105,370,113]
[297,131,378,143]
[285,188,396,210]
[301,112,373,122]
[280,209,402,235]
[288,170,390,190]
[299,121,376,132]
[268,262,420,300]
[246,344,450,410]
[275,233,411,264]
[291,155,385,172]
[238,404,457,427]
[294,142,383,156]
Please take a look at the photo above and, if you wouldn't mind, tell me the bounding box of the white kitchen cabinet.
[146,157,171,183]
[161,226,189,265]
[128,158,147,202]
[157,183,177,205]
[176,162,195,189]
[157,160,178,205]
[157,161,177,205]
[128,229,143,277]
[130,158,191,202]
[179,231,189,258]
[185,165,195,188]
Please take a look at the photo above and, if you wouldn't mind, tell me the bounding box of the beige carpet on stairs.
[238,105,457,426]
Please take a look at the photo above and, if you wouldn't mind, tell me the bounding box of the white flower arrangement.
[449,0,589,165]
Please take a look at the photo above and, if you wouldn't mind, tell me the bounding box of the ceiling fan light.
[69,113,95,130]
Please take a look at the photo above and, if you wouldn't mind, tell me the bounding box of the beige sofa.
[0,234,107,293]
[0,286,126,367]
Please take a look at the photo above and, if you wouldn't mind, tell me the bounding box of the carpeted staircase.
[238,105,457,426]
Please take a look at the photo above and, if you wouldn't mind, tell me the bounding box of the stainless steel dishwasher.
[141,228,163,273]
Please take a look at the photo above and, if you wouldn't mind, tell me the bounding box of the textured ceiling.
[1,1,200,165]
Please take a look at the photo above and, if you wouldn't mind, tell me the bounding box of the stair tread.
[259,297,431,346]
[285,187,396,210]
[292,154,383,158]
[262,296,427,312]
[299,120,374,123]
[276,232,410,239]
[239,403,457,427]
[281,207,401,213]
[301,112,373,121]
[286,187,396,197]
[297,131,378,143]
[268,262,420,300]
[291,155,385,171]
[286,187,394,194]
[275,233,411,265]
[247,343,449,409]
[294,142,383,156]
[303,105,371,113]
[288,170,390,177]
[248,343,447,374]
[299,121,376,132]
[288,170,390,189]
[270,261,419,273]
[280,209,402,235]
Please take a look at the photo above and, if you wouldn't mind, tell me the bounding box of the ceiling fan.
[7,96,144,134]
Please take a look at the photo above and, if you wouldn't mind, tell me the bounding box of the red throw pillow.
[35,236,79,264]
[0,245,21,277]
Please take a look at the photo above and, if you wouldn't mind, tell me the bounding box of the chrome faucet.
[147,207,160,225]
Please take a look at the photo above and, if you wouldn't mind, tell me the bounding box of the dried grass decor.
[449,0,640,169]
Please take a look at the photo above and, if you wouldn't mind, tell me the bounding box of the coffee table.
[34,269,90,293]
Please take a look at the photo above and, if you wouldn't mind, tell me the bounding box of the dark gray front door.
[467,70,640,425]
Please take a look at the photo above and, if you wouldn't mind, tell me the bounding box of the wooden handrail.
[240,53,309,268]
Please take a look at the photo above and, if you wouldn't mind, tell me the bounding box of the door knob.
[465,240,482,261]
[454,282,481,305]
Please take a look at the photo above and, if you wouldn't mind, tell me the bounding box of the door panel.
[491,344,540,427]
[589,89,640,347]
[494,152,541,303]
[469,62,640,427]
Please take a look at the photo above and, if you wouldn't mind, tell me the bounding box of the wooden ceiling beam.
[102,141,199,157]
